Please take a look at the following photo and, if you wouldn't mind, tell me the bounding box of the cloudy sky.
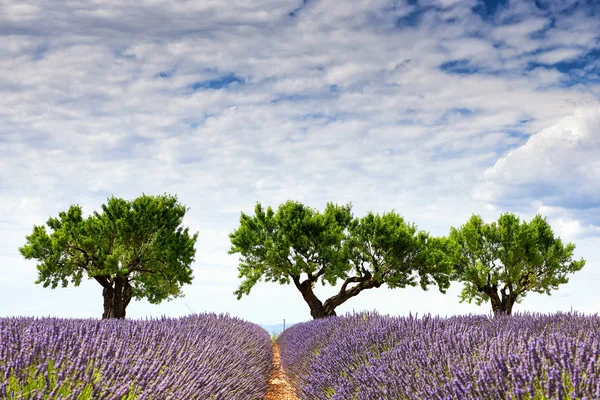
[1,0,599,326]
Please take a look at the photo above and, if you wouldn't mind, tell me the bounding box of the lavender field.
[0,313,272,399]
[279,312,600,400]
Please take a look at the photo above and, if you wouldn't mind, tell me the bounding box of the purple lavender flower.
[279,311,600,399]
[0,313,272,399]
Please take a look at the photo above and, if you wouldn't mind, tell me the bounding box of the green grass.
[4,360,139,400]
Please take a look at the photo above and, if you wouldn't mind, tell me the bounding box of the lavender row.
[0,313,272,399]
[278,312,600,400]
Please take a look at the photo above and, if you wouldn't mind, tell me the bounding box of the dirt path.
[263,343,299,400]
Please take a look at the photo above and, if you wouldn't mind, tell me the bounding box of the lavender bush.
[0,313,272,399]
[279,312,600,399]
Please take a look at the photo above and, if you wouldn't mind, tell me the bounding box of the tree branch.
[291,274,302,289]
[339,276,364,294]
[322,271,379,314]
[93,276,112,289]
[130,262,170,280]
[67,244,99,273]
[310,265,327,282]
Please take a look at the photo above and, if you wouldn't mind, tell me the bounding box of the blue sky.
[1,0,599,326]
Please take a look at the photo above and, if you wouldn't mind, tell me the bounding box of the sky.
[1,0,599,328]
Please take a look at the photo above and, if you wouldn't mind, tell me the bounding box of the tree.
[447,213,585,316]
[19,193,199,319]
[228,200,453,319]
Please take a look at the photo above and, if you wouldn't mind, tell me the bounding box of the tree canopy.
[229,200,453,319]
[447,213,585,315]
[19,193,199,318]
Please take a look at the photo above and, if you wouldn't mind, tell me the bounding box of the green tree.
[447,213,585,316]
[19,193,199,319]
[228,200,453,319]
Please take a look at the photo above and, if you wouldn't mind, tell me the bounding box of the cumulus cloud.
[474,108,600,226]
[536,47,586,65]
[553,218,600,241]
[1,0,599,321]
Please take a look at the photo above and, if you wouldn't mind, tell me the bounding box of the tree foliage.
[447,213,585,315]
[229,200,453,319]
[19,193,199,318]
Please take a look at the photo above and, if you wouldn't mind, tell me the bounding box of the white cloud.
[536,47,585,64]
[491,17,549,51]
[475,108,600,216]
[3,3,41,21]
[527,67,563,86]
[0,0,599,322]
[553,218,600,241]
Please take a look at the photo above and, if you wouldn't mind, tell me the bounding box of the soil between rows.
[263,343,298,400]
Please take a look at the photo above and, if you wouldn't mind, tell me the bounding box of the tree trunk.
[490,293,517,316]
[481,284,517,316]
[490,300,515,316]
[102,277,132,319]
[293,277,336,319]
[302,282,336,319]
